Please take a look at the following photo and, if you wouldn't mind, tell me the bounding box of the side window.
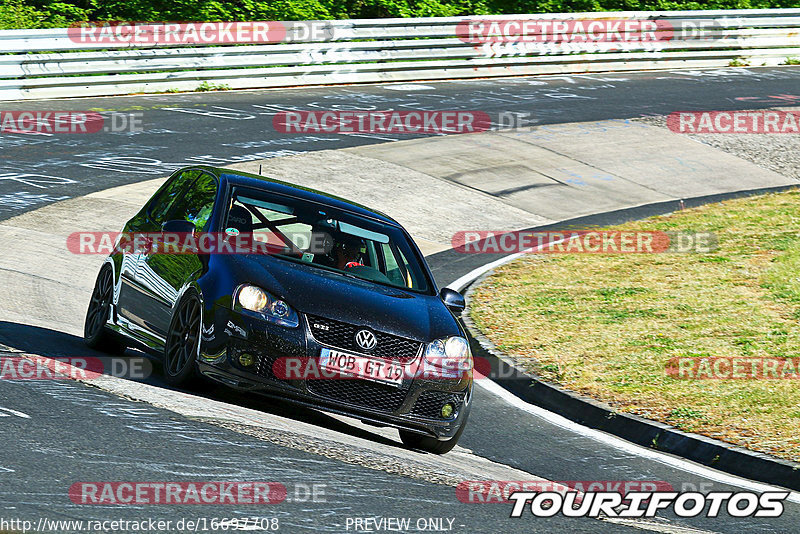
[147,170,200,225]
[381,243,424,290]
[381,242,406,287]
[167,171,218,231]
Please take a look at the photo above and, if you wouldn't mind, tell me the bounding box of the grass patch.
[470,189,800,461]
[196,81,232,92]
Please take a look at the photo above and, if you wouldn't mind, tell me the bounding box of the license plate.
[319,348,404,387]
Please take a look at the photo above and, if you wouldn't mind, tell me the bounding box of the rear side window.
[148,170,201,225]
[147,170,217,230]
[167,172,218,231]
[380,242,423,291]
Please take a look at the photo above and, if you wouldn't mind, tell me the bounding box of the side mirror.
[161,219,196,233]
[440,287,465,315]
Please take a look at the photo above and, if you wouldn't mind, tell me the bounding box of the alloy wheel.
[165,297,201,377]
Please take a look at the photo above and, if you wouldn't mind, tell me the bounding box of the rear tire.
[399,419,467,454]
[163,291,203,387]
[84,265,125,353]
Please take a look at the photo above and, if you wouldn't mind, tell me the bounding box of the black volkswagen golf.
[84,166,472,453]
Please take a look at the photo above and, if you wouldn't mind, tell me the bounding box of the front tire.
[399,419,467,454]
[163,291,203,387]
[84,265,125,353]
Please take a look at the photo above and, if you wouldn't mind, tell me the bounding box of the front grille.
[307,379,408,413]
[255,351,284,381]
[411,390,466,419]
[306,314,422,363]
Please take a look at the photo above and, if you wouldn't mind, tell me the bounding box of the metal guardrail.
[1,9,800,100]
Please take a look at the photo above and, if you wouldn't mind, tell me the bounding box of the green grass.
[470,189,800,462]
[196,81,232,92]
[762,238,800,304]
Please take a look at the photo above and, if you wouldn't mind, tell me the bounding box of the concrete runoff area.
[636,108,800,181]
[344,119,795,221]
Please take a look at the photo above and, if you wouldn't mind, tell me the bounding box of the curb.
[454,190,800,493]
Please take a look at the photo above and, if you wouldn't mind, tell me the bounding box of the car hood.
[231,255,458,342]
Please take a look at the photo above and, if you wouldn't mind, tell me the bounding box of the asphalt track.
[2,67,800,533]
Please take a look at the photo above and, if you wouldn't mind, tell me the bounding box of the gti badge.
[355,329,377,351]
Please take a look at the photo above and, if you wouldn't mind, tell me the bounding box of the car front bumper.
[197,305,472,440]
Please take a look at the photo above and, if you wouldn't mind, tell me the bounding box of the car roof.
[197,166,401,227]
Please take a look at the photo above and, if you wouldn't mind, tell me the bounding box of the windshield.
[224,187,432,293]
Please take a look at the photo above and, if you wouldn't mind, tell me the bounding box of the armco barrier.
[1,9,800,100]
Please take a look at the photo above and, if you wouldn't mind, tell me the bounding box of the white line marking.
[447,251,527,293]
[0,129,53,136]
[0,405,30,418]
[382,84,435,90]
[475,378,800,503]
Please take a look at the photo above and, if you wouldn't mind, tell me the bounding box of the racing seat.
[226,205,253,234]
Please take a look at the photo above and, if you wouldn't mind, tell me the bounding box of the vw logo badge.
[355,329,377,351]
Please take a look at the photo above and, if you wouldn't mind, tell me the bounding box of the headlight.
[234,284,299,328]
[238,285,269,312]
[424,336,472,372]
